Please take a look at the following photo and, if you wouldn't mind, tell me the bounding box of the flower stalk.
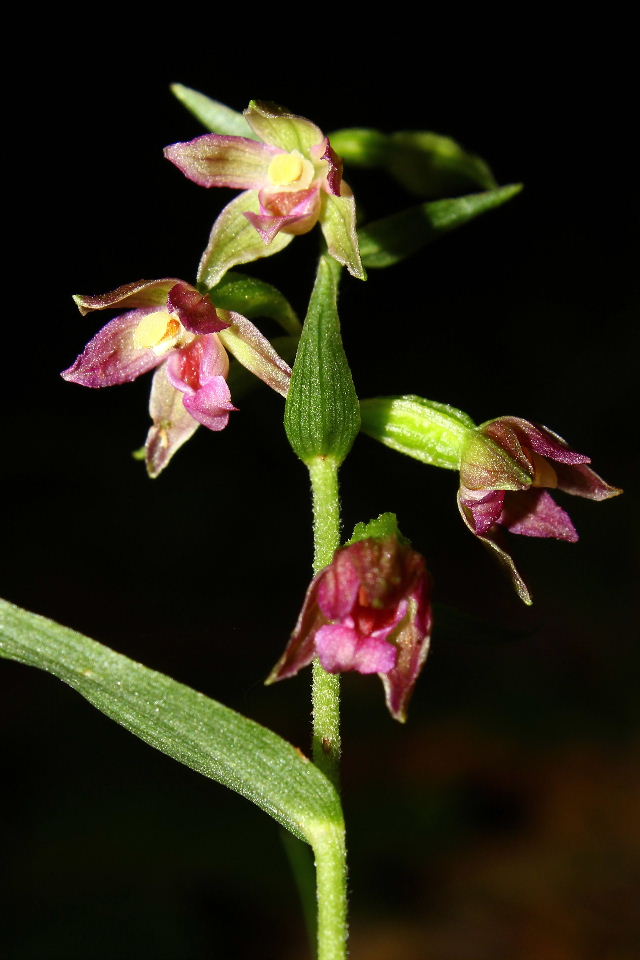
[309,455,343,786]
[308,454,347,960]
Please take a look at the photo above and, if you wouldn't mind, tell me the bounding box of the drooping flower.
[164,100,364,286]
[458,416,621,603]
[62,279,291,477]
[268,528,432,721]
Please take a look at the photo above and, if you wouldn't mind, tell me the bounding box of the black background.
[3,27,638,960]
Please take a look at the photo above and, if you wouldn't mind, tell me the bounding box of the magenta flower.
[62,279,291,477]
[164,100,364,285]
[268,534,432,721]
[458,416,621,602]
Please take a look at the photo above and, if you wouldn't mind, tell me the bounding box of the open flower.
[164,100,364,285]
[62,279,291,476]
[268,533,432,721]
[458,416,621,603]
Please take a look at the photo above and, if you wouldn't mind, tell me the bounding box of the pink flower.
[164,100,364,286]
[458,416,621,602]
[269,532,432,721]
[62,279,291,476]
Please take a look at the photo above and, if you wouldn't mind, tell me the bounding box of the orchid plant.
[0,88,620,960]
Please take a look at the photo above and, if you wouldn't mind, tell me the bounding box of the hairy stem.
[307,454,347,960]
[308,455,342,786]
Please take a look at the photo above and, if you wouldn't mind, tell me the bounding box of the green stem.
[307,454,347,960]
[308,455,342,786]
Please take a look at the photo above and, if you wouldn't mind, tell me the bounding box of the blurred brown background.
[2,25,638,960]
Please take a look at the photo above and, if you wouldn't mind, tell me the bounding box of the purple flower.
[62,279,291,476]
[458,416,621,602]
[164,101,364,285]
[268,534,432,722]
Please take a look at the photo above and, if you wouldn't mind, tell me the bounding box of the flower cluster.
[269,532,432,721]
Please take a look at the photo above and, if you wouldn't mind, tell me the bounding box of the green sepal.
[285,255,360,465]
[360,395,475,469]
[0,597,342,845]
[460,430,533,490]
[197,191,294,288]
[227,335,298,398]
[170,84,255,138]
[358,184,523,269]
[346,511,408,547]
[207,271,301,335]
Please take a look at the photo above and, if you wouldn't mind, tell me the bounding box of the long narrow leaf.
[358,184,523,268]
[0,598,342,844]
[170,84,255,138]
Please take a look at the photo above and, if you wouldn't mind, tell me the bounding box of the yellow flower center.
[267,150,313,188]
[133,311,182,354]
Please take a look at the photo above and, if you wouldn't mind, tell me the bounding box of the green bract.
[285,255,360,466]
[358,185,523,269]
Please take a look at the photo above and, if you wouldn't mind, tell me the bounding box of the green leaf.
[170,84,255,138]
[284,255,360,465]
[0,598,342,845]
[360,395,475,469]
[388,131,497,198]
[208,271,301,335]
[358,184,523,269]
[329,127,496,198]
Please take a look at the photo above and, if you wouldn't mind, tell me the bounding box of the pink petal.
[165,335,229,394]
[380,580,433,722]
[145,364,199,478]
[554,462,622,501]
[500,489,578,541]
[315,624,397,675]
[317,553,361,621]
[182,378,236,432]
[459,488,506,535]
[61,309,164,387]
[267,574,328,682]
[245,187,321,242]
[166,282,228,334]
[457,493,533,605]
[73,279,181,316]
[164,134,276,189]
[487,417,591,465]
